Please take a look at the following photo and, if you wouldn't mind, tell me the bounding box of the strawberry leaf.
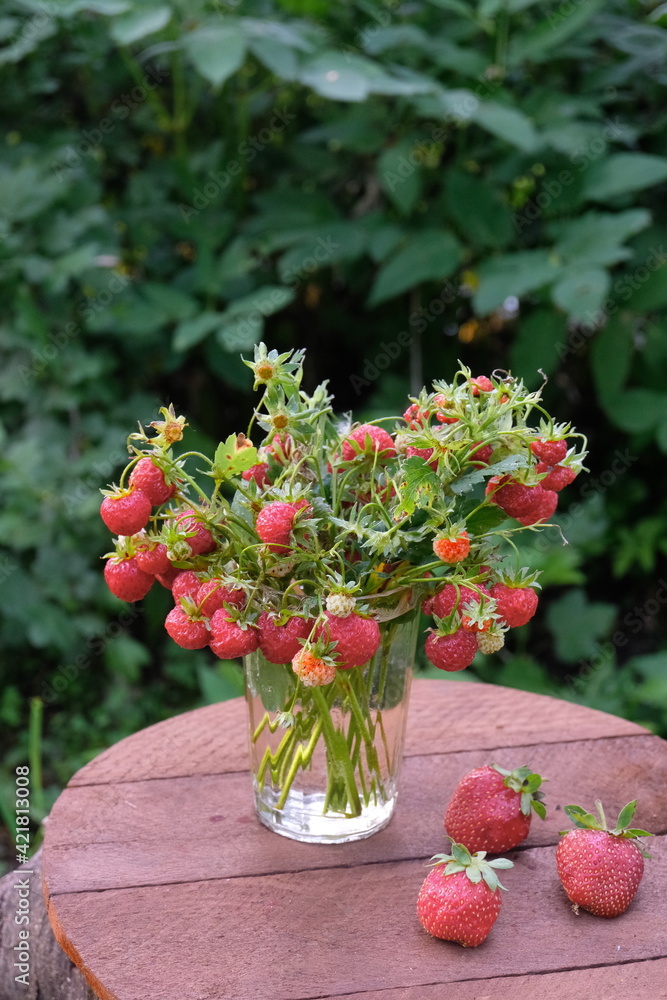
[624,828,652,838]
[396,457,440,517]
[210,435,260,481]
[451,841,472,865]
[467,867,482,883]
[487,858,514,869]
[481,867,499,892]
[615,800,637,830]
[564,804,602,829]
[532,799,547,820]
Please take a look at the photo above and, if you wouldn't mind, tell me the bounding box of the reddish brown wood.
[42,681,667,1000]
[68,680,645,788]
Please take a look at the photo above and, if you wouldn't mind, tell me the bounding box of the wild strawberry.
[536,462,577,492]
[433,394,458,424]
[258,612,312,664]
[209,610,259,658]
[165,607,210,649]
[469,375,494,395]
[470,442,493,464]
[341,424,396,461]
[490,583,538,627]
[485,477,540,518]
[256,501,298,551]
[425,629,478,671]
[104,556,154,602]
[316,611,381,669]
[135,541,171,576]
[129,457,176,505]
[100,487,152,535]
[196,579,246,617]
[156,566,180,589]
[556,800,651,918]
[445,764,546,854]
[422,594,435,616]
[403,403,429,428]
[325,592,356,618]
[516,488,558,525]
[431,584,490,620]
[242,462,271,487]
[417,842,513,947]
[174,509,217,555]
[477,628,505,654]
[433,531,470,564]
[531,438,568,465]
[406,445,436,468]
[264,433,294,462]
[172,570,201,601]
[292,647,337,687]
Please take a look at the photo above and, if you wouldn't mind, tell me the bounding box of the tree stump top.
[42,680,667,1000]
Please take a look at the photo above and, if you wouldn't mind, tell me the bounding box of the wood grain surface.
[42,680,667,1000]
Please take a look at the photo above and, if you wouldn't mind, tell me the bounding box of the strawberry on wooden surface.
[556,799,651,918]
[445,763,546,854]
[417,841,513,947]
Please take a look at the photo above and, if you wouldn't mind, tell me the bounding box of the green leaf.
[509,0,605,64]
[378,139,423,215]
[109,6,171,45]
[197,661,244,704]
[211,434,259,480]
[451,841,471,865]
[450,454,526,496]
[481,867,499,891]
[466,867,482,883]
[545,589,616,663]
[396,457,441,517]
[624,828,652,838]
[509,308,568,388]
[487,858,514,869]
[473,250,562,315]
[184,24,246,88]
[582,154,667,202]
[532,800,547,820]
[444,170,513,249]
[616,800,637,830]
[605,389,667,434]
[223,286,295,319]
[549,210,651,268]
[217,312,264,351]
[590,316,634,403]
[551,268,611,320]
[368,230,462,306]
[173,312,221,352]
[472,102,539,152]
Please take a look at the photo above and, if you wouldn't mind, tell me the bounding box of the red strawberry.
[433,394,458,424]
[516,487,558,525]
[431,584,490,620]
[406,445,436,466]
[292,647,337,687]
[425,629,478,671]
[196,579,246,617]
[165,607,210,649]
[129,457,176,505]
[209,610,259,658]
[172,570,201,601]
[432,531,470,564]
[316,611,381,669]
[264,433,294,462]
[469,375,494,395]
[444,764,546,854]
[403,403,429,428]
[470,442,493,464]
[104,556,154,602]
[258,612,312,664]
[156,565,180,589]
[531,438,568,465]
[556,800,651,918]
[256,501,298,551]
[485,477,540,518]
[174,509,217,555]
[536,462,577,492]
[490,583,538,627]
[242,462,271,487]
[341,424,396,461]
[135,542,171,576]
[417,842,513,946]
[100,487,152,535]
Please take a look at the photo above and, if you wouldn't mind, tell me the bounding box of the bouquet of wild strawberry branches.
[99,345,586,833]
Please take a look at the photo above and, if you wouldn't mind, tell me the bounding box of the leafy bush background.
[1,0,667,866]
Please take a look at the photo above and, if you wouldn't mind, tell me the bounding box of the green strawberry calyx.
[491,763,547,820]
[561,799,653,859]
[427,840,514,892]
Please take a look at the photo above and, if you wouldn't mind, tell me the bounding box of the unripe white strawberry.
[325,592,356,617]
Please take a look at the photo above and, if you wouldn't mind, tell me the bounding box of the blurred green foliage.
[1,0,667,868]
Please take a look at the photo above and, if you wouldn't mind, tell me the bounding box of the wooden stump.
[39,681,667,1000]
